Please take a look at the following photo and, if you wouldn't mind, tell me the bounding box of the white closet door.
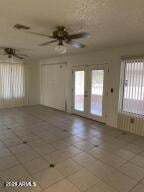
[41,64,66,111]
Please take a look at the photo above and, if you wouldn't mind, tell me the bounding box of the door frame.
[72,64,106,123]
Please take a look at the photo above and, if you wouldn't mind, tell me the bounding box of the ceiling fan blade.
[15,54,27,57]
[14,55,24,59]
[68,32,90,40]
[26,31,53,38]
[65,40,86,48]
[40,40,57,46]
[14,24,30,30]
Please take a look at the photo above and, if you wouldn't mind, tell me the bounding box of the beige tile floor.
[0,105,144,192]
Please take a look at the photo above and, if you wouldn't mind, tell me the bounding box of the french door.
[72,65,105,123]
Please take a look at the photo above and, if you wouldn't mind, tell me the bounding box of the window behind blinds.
[0,61,27,107]
[122,58,144,115]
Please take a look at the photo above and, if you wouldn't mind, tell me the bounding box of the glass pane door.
[72,65,105,123]
[90,70,104,116]
[74,71,85,111]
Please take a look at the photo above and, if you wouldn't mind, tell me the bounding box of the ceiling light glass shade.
[55,45,67,54]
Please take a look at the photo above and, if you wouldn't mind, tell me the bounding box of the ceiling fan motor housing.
[5,48,15,58]
[53,26,68,40]
[5,48,15,54]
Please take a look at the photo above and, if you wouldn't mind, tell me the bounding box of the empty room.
[0,0,144,192]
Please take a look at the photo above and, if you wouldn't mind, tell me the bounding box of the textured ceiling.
[0,0,144,59]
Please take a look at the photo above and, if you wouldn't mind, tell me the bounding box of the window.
[74,71,85,111]
[121,58,144,115]
[90,70,104,116]
[0,62,27,106]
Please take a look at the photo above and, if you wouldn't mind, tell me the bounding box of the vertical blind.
[0,61,27,107]
[122,58,144,115]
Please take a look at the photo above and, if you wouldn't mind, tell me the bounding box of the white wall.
[26,59,40,105]
[40,45,144,128]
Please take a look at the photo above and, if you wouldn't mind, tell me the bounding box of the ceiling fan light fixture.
[55,44,67,54]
